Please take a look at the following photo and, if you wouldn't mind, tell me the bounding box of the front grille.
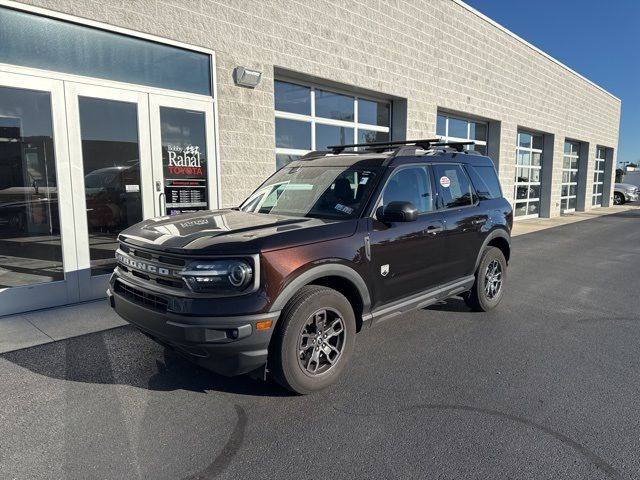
[114,279,168,312]
[117,242,187,291]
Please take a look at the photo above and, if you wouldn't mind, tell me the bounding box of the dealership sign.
[166,144,204,177]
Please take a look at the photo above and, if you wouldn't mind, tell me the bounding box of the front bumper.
[624,192,639,202]
[108,278,280,376]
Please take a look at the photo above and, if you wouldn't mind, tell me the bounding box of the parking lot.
[1,209,640,480]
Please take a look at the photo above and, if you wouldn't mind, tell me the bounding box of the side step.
[370,276,475,325]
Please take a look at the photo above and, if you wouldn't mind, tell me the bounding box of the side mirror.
[377,201,418,223]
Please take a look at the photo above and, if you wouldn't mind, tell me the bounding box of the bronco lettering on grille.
[116,253,171,276]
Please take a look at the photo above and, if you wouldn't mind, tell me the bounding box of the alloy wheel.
[484,259,503,299]
[297,308,345,376]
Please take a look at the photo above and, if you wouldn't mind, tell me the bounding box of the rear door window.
[433,164,475,209]
[466,165,502,200]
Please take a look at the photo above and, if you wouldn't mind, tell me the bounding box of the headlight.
[180,259,254,293]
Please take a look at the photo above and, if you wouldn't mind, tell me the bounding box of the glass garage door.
[436,114,488,155]
[274,79,391,168]
[514,131,543,219]
[561,141,580,213]
[593,147,605,207]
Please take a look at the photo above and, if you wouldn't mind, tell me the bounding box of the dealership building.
[0,0,621,316]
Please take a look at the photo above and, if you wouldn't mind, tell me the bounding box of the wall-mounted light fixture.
[234,66,262,88]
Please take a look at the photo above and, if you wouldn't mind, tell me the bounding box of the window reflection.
[358,129,389,145]
[358,99,390,127]
[275,118,311,150]
[315,124,354,150]
[274,81,311,115]
[0,7,212,95]
[0,87,63,287]
[315,90,354,121]
[78,97,142,275]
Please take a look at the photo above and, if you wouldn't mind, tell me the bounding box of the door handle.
[158,192,166,216]
[425,225,443,235]
[471,219,486,225]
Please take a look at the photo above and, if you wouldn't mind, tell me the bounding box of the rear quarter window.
[467,165,503,200]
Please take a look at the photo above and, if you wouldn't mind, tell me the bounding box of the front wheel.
[614,192,625,205]
[464,247,507,312]
[269,285,356,394]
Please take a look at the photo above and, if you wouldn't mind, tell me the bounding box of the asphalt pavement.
[1,209,640,480]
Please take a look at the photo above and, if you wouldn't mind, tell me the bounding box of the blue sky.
[464,0,639,165]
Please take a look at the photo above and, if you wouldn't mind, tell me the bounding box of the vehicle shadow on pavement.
[1,325,292,397]
[424,296,473,313]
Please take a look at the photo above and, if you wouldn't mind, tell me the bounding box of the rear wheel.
[464,246,507,312]
[614,192,625,205]
[269,285,356,394]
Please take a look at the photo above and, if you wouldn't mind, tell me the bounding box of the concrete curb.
[512,205,640,237]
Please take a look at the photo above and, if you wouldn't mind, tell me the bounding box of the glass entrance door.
[149,95,218,217]
[1,75,218,314]
[0,72,79,316]
[65,83,154,301]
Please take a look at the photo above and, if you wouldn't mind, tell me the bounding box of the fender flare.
[474,228,511,270]
[269,263,372,314]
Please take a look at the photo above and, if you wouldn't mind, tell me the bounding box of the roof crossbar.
[326,139,441,154]
[430,141,475,152]
[299,139,477,161]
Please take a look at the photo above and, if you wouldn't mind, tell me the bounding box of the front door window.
[0,86,63,287]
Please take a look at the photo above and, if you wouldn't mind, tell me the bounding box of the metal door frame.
[0,71,79,315]
[64,82,153,301]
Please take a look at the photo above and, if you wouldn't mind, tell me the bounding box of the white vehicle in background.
[613,183,639,205]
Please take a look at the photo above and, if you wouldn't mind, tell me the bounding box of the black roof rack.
[430,141,475,152]
[298,139,477,162]
[326,139,441,154]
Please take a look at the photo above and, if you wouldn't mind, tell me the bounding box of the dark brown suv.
[108,139,513,394]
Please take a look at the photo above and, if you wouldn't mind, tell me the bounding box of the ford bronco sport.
[108,139,513,394]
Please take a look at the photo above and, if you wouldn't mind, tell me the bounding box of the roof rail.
[298,150,333,160]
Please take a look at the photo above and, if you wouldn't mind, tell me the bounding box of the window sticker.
[334,203,354,214]
[359,177,369,185]
[440,176,451,188]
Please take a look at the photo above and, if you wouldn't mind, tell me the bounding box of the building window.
[514,131,543,218]
[0,7,212,95]
[592,147,606,207]
[274,80,391,168]
[561,141,580,213]
[436,114,487,155]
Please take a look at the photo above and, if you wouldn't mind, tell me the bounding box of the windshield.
[240,166,380,219]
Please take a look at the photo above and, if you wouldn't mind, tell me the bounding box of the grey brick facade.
[14,0,621,215]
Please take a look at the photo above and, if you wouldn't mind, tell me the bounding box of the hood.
[119,209,358,254]
[615,183,637,190]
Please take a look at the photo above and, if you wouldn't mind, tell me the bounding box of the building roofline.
[453,0,621,103]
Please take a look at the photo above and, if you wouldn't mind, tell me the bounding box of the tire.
[464,246,507,312]
[269,285,356,394]
[614,192,625,205]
